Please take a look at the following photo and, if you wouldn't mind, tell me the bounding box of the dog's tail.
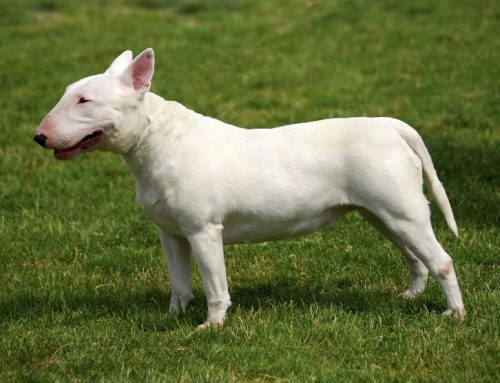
[392,120,458,236]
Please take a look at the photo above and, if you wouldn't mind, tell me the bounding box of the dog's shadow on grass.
[228,278,442,316]
[231,280,377,313]
[0,276,443,330]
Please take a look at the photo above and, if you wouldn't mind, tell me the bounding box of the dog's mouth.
[54,130,104,160]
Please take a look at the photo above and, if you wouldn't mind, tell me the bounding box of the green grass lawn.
[1,0,499,381]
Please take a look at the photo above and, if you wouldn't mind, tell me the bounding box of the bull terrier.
[35,48,465,328]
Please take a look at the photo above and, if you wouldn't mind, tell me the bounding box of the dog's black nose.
[34,134,47,147]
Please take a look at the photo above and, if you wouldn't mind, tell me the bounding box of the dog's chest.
[138,193,183,236]
[132,173,184,236]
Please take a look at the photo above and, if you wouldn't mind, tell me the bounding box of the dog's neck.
[122,92,196,190]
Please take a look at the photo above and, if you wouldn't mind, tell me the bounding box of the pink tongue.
[53,131,103,160]
[54,147,81,160]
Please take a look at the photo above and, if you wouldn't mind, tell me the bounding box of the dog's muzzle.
[34,134,47,147]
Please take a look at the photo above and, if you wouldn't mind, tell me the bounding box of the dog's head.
[34,48,155,160]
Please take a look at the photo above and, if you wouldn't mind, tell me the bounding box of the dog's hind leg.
[159,229,194,314]
[360,209,429,298]
[399,248,429,299]
[370,203,465,318]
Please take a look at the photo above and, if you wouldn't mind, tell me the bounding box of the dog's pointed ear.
[106,50,133,76]
[119,48,155,93]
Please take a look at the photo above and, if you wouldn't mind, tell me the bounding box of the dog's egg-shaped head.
[35,49,155,160]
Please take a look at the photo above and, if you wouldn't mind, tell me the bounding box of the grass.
[0,0,499,381]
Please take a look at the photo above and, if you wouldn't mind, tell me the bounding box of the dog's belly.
[145,200,347,243]
[221,206,348,244]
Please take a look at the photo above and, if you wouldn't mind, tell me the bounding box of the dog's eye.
[78,97,91,104]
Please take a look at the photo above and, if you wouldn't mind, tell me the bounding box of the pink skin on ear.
[132,52,153,92]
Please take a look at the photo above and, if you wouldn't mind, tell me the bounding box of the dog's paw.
[196,299,230,330]
[442,307,466,320]
[196,320,224,331]
[398,289,421,300]
[168,301,181,315]
[168,293,194,315]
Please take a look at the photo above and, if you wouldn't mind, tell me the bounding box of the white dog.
[35,48,465,328]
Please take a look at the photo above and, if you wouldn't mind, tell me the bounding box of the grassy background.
[1,0,499,381]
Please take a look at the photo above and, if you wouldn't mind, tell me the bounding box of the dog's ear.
[106,50,133,76]
[119,48,155,93]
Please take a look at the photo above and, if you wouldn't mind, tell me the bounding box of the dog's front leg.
[159,228,194,314]
[188,224,231,329]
